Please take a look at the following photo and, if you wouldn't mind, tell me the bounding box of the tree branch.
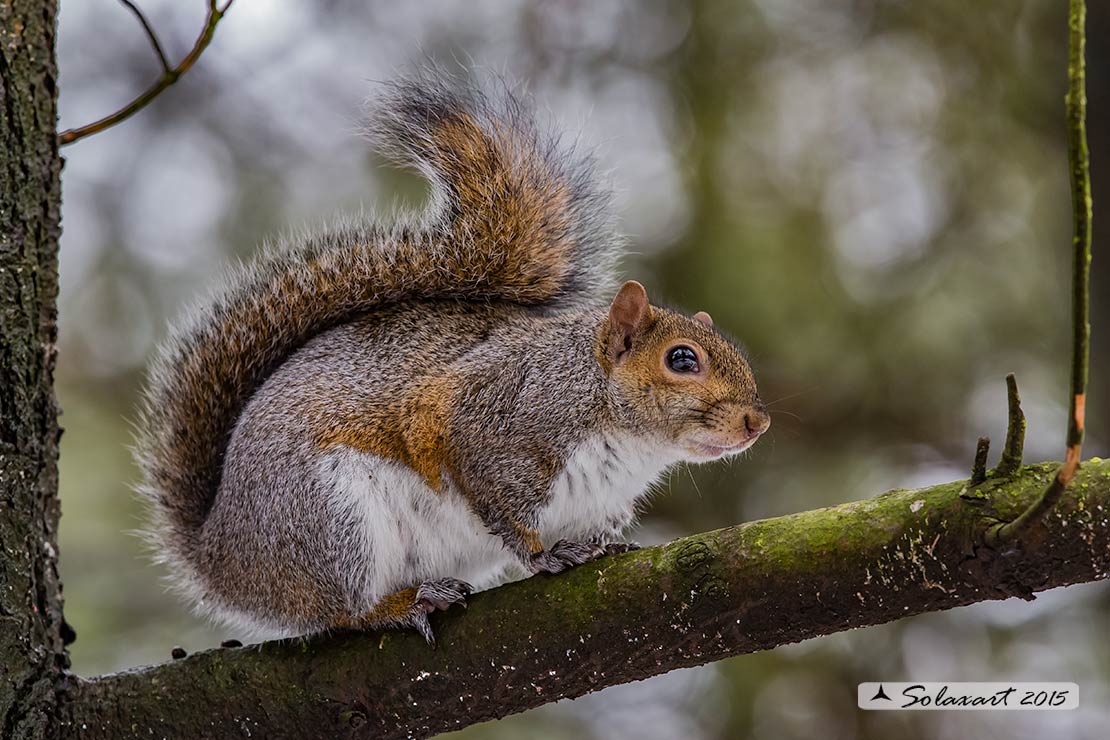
[59,459,1110,740]
[119,0,172,74]
[57,0,235,146]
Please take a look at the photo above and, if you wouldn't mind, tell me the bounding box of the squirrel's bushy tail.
[137,73,621,557]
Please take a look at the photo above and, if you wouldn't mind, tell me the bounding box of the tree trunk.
[0,1,66,739]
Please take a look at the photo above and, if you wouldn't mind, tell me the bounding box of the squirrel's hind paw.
[409,577,472,645]
[351,578,472,646]
[416,578,472,613]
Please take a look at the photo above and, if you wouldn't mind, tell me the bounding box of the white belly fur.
[319,432,677,607]
[319,450,513,606]
[538,432,678,540]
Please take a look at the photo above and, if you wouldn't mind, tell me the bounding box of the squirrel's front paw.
[528,539,606,574]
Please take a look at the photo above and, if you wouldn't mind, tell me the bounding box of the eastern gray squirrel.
[136,73,769,643]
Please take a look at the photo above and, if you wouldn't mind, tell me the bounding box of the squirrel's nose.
[744,409,771,436]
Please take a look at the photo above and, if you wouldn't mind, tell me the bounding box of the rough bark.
[0,1,66,739]
[58,460,1110,740]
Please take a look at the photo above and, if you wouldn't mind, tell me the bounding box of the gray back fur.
[135,72,623,573]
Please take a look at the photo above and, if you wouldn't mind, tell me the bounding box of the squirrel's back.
[136,73,622,578]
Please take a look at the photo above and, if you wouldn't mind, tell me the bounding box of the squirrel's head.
[597,281,769,461]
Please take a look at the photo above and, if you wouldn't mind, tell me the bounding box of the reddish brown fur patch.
[268,561,334,624]
[314,374,459,492]
[332,587,420,629]
[514,524,544,555]
[611,311,753,400]
[400,376,460,491]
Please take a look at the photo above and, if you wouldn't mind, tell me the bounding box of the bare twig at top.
[119,0,171,73]
[58,0,236,146]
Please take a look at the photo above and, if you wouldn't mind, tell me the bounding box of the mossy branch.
[60,460,1110,740]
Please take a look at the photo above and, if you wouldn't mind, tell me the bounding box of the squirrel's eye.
[667,346,700,374]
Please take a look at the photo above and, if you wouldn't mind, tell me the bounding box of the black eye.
[667,346,700,373]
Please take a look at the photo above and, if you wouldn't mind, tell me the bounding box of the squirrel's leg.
[452,450,635,575]
[457,483,634,575]
[581,511,642,557]
[586,516,642,556]
[337,577,471,645]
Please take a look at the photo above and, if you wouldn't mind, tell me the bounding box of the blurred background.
[56,1,1108,738]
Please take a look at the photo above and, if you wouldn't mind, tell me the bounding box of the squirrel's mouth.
[691,433,762,460]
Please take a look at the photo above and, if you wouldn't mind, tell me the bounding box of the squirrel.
[135,73,770,644]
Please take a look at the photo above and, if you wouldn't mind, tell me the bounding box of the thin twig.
[995,373,1025,476]
[988,0,1091,545]
[119,0,171,73]
[58,0,236,146]
[970,437,990,485]
[1064,0,1092,466]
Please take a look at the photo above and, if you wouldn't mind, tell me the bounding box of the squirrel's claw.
[408,609,437,646]
[407,577,472,645]
[598,541,640,555]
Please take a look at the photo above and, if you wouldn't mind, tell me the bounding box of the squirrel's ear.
[608,280,652,361]
[693,311,713,327]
